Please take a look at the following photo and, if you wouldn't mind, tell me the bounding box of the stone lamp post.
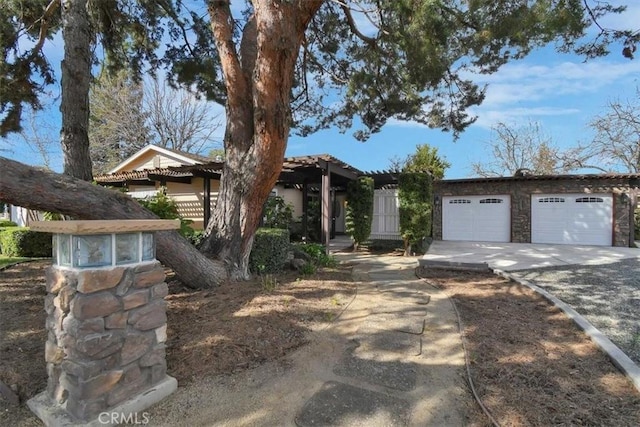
[27,220,180,426]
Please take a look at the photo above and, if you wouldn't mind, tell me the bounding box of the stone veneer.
[433,176,640,247]
[42,261,169,421]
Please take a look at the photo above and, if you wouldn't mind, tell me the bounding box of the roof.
[94,168,193,183]
[437,173,640,184]
[107,144,212,174]
[96,154,363,186]
[283,154,363,175]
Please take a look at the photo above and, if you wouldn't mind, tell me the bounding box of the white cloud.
[473,59,640,108]
[386,118,430,129]
[470,107,581,129]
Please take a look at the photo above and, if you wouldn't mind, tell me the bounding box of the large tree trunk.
[60,0,93,181]
[200,0,323,280]
[0,157,225,289]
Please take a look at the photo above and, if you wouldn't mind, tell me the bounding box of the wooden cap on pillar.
[29,220,180,234]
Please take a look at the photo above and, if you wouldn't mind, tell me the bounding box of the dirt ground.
[1,259,640,426]
[418,268,640,426]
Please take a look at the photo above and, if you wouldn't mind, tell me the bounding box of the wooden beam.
[302,180,309,241]
[318,159,358,181]
[149,174,191,184]
[321,163,331,253]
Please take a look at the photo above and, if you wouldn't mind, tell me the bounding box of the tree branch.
[156,0,196,57]
[207,1,248,105]
[27,0,60,57]
[337,2,377,45]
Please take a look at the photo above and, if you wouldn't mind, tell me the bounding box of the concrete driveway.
[422,239,640,392]
[422,241,640,271]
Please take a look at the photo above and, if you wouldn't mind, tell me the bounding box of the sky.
[2,1,639,179]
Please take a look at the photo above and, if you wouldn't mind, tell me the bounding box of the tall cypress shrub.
[346,177,374,251]
[398,172,433,256]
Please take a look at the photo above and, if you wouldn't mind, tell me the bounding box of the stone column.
[27,220,178,426]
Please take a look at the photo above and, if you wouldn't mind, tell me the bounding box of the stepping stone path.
[296,262,442,427]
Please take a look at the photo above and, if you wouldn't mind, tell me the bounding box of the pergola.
[95,155,372,249]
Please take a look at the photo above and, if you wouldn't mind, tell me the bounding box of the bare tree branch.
[338,3,377,45]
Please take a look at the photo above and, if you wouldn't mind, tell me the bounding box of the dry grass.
[2,261,640,427]
[165,268,355,382]
[419,268,640,427]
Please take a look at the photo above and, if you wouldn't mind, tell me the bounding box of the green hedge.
[398,172,433,254]
[345,177,374,249]
[249,228,290,274]
[0,227,52,257]
[0,220,17,227]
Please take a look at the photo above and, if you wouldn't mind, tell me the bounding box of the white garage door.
[531,194,612,246]
[443,195,511,242]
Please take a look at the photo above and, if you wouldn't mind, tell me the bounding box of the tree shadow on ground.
[165,266,356,383]
[511,259,640,365]
[419,268,640,426]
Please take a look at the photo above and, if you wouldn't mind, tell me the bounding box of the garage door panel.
[443,196,510,242]
[531,194,612,246]
[443,199,473,241]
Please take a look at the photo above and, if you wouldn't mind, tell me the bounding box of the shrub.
[0,220,18,227]
[263,196,294,229]
[292,242,336,267]
[398,172,433,256]
[0,227,52,257]
[137,190,196,241]
[345,177,374,250]
[300,262,317,276]
[249,228,290,274]
[305,199,322,242]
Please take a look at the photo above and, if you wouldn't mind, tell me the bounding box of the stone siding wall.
[44,262,168,421]
[433,178,638,247]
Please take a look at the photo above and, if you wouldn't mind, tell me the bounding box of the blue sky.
[2,1,639,179]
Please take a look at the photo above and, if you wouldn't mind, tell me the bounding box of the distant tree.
[90,71,222,174]
[471,121,576,177]
[10,106,58,170]
[89,69,149,174]
[145,79,222,154]
[391,144,450,179]
[578,91,640,173]
[208,148,225,161]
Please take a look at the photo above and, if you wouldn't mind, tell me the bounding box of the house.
[94,145,401,247]
[95,144,640,248]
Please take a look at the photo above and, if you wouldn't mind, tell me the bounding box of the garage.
[531,194,613,246]
[442,195,511,242]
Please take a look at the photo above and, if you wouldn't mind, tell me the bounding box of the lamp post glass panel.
[50,232,155,268]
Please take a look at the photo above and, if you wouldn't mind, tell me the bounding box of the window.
[575,197,604,203]
[538,197,565,203]
[449,199,471,204]
[479,198,503,204]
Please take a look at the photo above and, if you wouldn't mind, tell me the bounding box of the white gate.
[371,189,401,240]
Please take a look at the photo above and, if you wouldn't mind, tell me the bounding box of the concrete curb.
[494,268,640,394]
[418,259,491,272]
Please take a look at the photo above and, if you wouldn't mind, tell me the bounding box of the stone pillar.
[27,220,178,426]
